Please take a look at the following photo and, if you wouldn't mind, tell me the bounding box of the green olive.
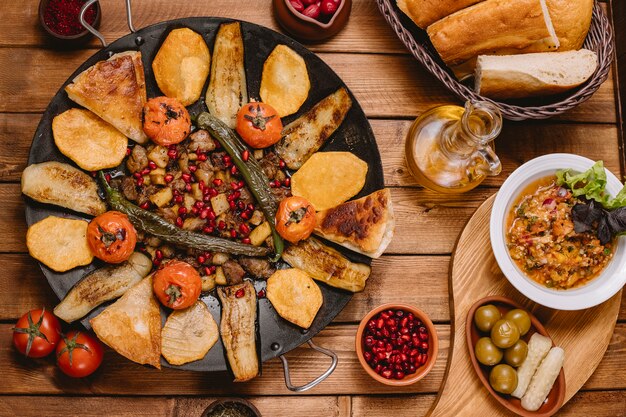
[489,364,518,394]
[504,340,528,367]
[474,304,501,333]
[490,319,520,349]
[475,337,503,366]
[504,309,531,336]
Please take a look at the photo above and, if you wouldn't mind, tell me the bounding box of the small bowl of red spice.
[273,0,352,42]
[356,303,438,386]
[39,0,101,45]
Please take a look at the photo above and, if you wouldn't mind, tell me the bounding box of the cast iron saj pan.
[24,0,384,391]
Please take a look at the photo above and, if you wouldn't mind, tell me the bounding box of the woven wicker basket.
[377,0,614,121]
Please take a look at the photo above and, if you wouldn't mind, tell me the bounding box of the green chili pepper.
[98,172,269,257]
[196,112,284,261]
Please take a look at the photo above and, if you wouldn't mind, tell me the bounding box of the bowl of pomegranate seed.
[356,303,438,386]
[273,0,352,42]
[38,0,101,46]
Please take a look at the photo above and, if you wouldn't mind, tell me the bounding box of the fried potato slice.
[161,301,219,365]
[65,51,148,144]
[314,189,395,258]
[291,152,368,211]
[52,109,128,171]
[260,45,310,117]
[90,276,162,369]
[206,22,247,128]
[26,216,93,272]
[21,161,106,216]
[153,28,211,106]
[282,237,371,293]
[266,268,322,329]
[54,252,152,323]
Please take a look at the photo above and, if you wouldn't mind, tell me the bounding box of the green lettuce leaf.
[556,160,626,209]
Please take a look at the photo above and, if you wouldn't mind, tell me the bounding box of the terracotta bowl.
[38,0,101,47]
[466,296,565,417]
[273,0,352,42]
[355,303,438,386]
[201,398,261,417]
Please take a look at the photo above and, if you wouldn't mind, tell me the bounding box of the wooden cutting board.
[428,195,622,417]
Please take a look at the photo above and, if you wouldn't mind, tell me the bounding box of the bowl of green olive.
[466,296,565,416]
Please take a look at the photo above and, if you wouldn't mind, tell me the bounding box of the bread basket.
[377,0,614,121]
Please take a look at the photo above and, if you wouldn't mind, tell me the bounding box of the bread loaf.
[546,0,594,51]
[397,0,484,29]
[427,0,560,79]
[475,49,598,99]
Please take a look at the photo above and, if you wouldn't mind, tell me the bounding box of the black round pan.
[25,17,383,372]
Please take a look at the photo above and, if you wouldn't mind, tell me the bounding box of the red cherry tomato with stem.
[12,308,61,358]
[56,331,104,378]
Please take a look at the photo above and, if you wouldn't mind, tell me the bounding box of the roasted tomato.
[143,96,191,146]
[236,102,283,149]
[56,330,104,378]
[13,308,61,358]
[87,211,137,263]
[153,260,202,309]
[275,196,316,244]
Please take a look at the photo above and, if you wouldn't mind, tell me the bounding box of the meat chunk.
[127,145,148,173]
[238,188,254,205]
[239,257,275,280]
[189,129,216,153]
[120,176,138,201]
[211,152,228,170]
[155,207,178,224]
[222,260,246,285]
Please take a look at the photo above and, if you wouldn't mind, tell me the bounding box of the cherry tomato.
[13,308,61,358]
[275,196,316,244]
[56,331,104,378]
[236,102,283,149]
[153,260,202,309]
[87,211,137,263]
[143,96,191,146]
[321,0,339,15]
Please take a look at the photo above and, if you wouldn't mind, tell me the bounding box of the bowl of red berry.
[39,0,101,46]
[273,0,352,42]
[356,303,438,386]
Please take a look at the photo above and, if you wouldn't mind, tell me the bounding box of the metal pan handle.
[279,340,338,392]
[80,0,136,47]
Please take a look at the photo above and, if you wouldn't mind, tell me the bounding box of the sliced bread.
[475,49,598,100]
[397,0,484,29]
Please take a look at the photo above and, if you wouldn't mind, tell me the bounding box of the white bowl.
[490,154,626,310]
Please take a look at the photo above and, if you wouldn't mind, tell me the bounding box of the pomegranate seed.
[213,178,223,186]
[164,174,174,183]
[247,203,255,211]
[141,168,151,176]
[189,165,197,173]
[230,165,238,175]
[133,172,142,179]
[290,0,304,12]
[240,211,250,220]
[223,155,232,165]
[178,207,187,216]
[237,201,245,210]
[182,173,192,183]
[198,180,206,190]
[218,221,226,230]
[197,255,206,264]
[230,229,238,238]
[167,149,178,159]
[279,159,286,169]
[283,178,291,187]
[155,250,163,260]
[269,181,276,188]
[235,288,245,298]
[195,201,205,209]
[200,209,209,219]
[175,217,183,227]
[419,332,429,341]
[380,369,393,379]
[242,149,250,161]
[153,258,161,267]
[139,202,150,209]
[204,266,212,276]
[126,147,132,156]
[197,153,208,162]
[257,289,266,298]
[273,180,282,188]
[207,210,216,220]
[136,177,144,186]
[229,201,236,210]
[148,161,157,170]
[230,181,238,190]
[239,223,250,235]
[203,195,211,202]
[242,237,251,244]
[174,195,184,204]
[203,226,214,234]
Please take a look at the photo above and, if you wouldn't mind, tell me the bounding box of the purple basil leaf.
[572,202,603,233]
[597,216,613,245]
[606,207,626,236]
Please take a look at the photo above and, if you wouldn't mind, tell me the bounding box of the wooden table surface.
[1,1,625,416]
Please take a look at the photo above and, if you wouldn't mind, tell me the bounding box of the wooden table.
[0,1,624,416]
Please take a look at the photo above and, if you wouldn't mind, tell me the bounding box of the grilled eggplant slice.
[274,87,352,170]
[218,281,259,382]
[282,237,371,292]
[21,161,106,216]
[205,22,247,128]
[54,252,152,322]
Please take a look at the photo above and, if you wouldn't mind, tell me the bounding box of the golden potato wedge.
[90,275,162,369]
[153,28,211,106]
[161,301,219,365]
[291,152,368,211]
[260,45,310,117]
[266,268,322,329]
[53,109,128,171]
[26,216,93,272]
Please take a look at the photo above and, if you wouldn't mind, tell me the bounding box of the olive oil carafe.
[405,101,502,193]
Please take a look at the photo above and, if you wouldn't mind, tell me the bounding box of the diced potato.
[211,193,229,216]
[215,266,227,285]
[250,222,271,246]
[250,210,264,226]
[149,187,173,207]
[201,274,216,292]
[191,183,203,200]
[150,167,166,185]
[183,217,205,231]
[142,175,151,186]
[212,253,229,265]
[214,171,227,182]
[188,152,198,161]
[194,169,212,185]
[148,146,169,168]
[184,194,195,211]
[253,149,264,160]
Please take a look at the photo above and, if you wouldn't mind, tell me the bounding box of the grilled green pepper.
[196,112,284,261]
[98,172,270,257]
